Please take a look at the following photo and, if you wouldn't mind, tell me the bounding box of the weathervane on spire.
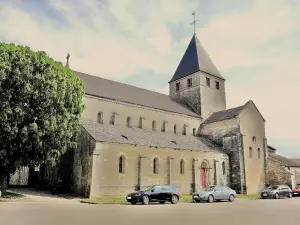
[191,12,198,35]
[65,53,70,68]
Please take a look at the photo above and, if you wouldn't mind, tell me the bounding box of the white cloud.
[172,0,300,153]
[199,0,300,70]
[1,0,300,156]
[0,0,192,80]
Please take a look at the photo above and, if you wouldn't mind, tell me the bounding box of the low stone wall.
[72,128,95,197]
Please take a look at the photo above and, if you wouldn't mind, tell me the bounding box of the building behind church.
[9,34,274,197]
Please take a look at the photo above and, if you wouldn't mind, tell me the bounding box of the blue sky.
[0,0,300,157]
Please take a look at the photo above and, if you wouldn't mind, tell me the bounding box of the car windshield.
[267,185,279,190]
[140,186,155,192]
[203,186,216,191]
[296,185,300,189]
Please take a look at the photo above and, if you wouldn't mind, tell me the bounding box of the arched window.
[153,158,159,174]
[174,125,177,134]
[109,112,115,125]
[119,156,125,174]
[252,136,256,143]
[180,159,184,175]
[97,112,103,124]
[126,117,132,128]
[161,120,166,132]
[249,147,253,158]
[193,128,196,136]
[258,148,261,159]
[182,124,187,135]
[138,116,143,128]
[152,120,156,131]
[222,161,226,175]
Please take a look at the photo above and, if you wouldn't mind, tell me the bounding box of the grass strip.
[80,194,260,204]
[0,190,26,201]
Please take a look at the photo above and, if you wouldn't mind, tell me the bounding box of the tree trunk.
[0,172,8,194]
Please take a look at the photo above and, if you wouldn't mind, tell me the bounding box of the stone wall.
[198,73,226,120]
[200,119,245,193]
[223,135,246,194]
[72,127,95,197]
[83,94,201,137]
[169,73,201,115]
[268,157,291,186]
[263,138,269,185]
[9,167,29,186]
[89,142,229,197]
[200,118,240,145]
[169,71,226,120]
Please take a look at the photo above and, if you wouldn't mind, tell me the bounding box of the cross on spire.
[191,12,198,35]
[65,53,70,68]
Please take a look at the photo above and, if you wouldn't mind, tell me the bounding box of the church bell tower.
[169,13,226,120]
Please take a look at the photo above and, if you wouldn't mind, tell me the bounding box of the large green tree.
[0,43,84,193]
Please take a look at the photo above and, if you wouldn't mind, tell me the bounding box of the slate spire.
[169,34,223,83]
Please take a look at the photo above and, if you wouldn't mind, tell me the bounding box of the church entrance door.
[200,168,207,189]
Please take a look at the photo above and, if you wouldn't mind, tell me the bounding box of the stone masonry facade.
[268,157,291,186]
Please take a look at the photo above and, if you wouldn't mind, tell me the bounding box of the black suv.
[126,185,179,205]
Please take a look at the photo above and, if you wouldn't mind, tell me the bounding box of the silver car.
[192,185,236,203]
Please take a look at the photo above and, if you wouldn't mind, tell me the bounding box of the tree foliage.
[0,42,84,192]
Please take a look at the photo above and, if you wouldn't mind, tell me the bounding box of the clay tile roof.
[80,120,223,153]
[74,71,200,118]
[268,153,300,167]
[202,105,245,124]
[202,100,265,125]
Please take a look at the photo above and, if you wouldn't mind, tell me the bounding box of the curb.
[79,198,259,205]
[0,197,30,202]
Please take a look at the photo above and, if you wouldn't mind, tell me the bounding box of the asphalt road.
[1,194,300,225]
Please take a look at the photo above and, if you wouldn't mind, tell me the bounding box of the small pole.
[65,53,70,68]
[191,12,198,35]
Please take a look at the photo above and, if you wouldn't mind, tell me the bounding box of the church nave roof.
[75,71,200,118]
[81,120,222,153]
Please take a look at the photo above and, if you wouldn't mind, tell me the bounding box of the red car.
[292,184,300,196]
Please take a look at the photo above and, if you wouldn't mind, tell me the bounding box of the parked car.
[261,185,293,199]
[126,185,179,205]
[192,185,236,203]
[292,184,300,196]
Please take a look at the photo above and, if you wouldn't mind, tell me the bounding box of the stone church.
[70,34,268,197]
[8,34,269,197]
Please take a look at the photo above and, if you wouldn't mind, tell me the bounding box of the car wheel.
[275,193,279,199]
[229,194,235,202]
[159,201,165,204]
[142,195,149,205]
[288,193,293,198]
[170,195,178,204]
[207,195,214,203]
[131,202,137,205]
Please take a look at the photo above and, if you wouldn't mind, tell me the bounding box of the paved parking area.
[1,191,300,225]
